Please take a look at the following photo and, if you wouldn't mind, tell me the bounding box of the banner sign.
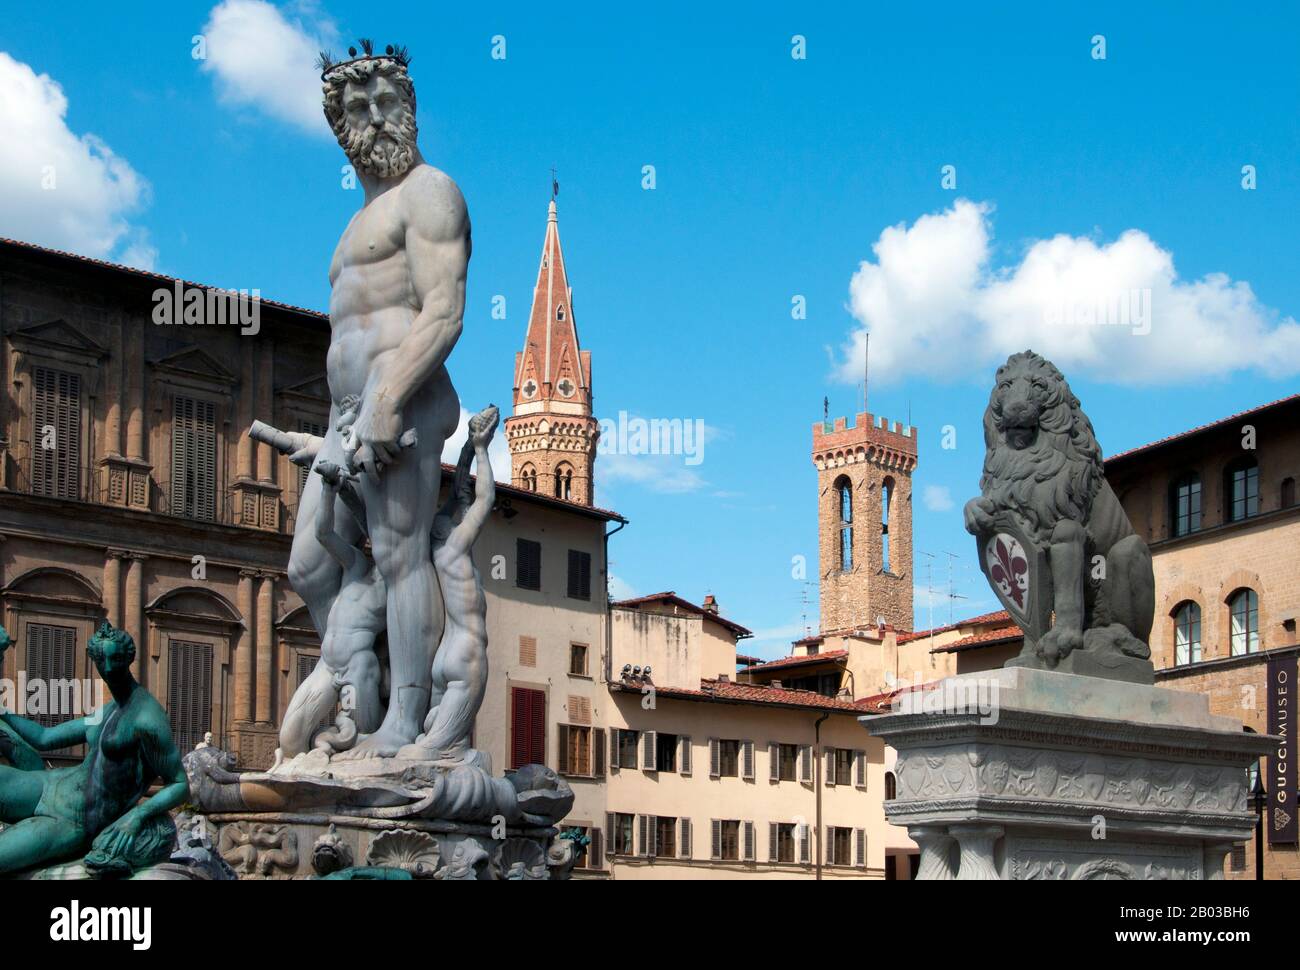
[1267,654,1297,845]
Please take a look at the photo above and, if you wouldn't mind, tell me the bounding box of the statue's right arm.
[0,710,89,751]
[314,483,359,571]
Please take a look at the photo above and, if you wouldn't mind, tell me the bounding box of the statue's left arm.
[352,172,470,474]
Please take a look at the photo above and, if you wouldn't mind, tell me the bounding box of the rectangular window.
[777,743,799,781]
[509,686,545,769]
[616,728,640,769]
[717,819,740,861]
[1172,476,1202,536]
[516,538,542,591]
[717,739,740,777]
[832,747,854,785]
[840,526,853,572]
[561,724,591,776]
[613,813,635,855]
[568,642,588,677]
[31,367,81,500]
[567,549,591,600]
[655,816,677,858]
[830,827,853,866]
[656,732,678,772]
[1230,465,1260,522]
[775,822,797,863]
[168,639,213,754]
[171,395,217,520]
[25,622,77,729]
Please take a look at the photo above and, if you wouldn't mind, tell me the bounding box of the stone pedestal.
[862,667,1272,880]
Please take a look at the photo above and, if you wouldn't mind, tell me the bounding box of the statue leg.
[345,393,446,757]
[278,659,339,758]
[0,765,43,822]
[341,650,383,734]
[0,815,86,874]
[1106,534,1155,643]
[287,442,360,638]
[405,632,485,760]
[1040,520,1086,663]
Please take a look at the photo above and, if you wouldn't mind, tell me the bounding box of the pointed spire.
[513,198,591,413]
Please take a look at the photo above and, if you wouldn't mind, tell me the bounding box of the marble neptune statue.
[286,40,469,758]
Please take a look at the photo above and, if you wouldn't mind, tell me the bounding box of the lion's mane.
[978,352,1104,545]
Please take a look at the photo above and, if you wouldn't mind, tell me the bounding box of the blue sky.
[3,1,1298,657]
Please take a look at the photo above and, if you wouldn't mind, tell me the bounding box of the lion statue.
[963,350,1155,680]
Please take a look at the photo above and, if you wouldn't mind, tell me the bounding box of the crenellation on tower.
[813,411,917,635]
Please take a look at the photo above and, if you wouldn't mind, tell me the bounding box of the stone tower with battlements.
[812,412,917,633]
[504,200,598,505]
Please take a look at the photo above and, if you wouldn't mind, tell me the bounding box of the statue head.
[87,622,136,680]
[319,41,418,180]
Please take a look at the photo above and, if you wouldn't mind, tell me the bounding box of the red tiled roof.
[1106,394,1300,465]
[736,654,763,666]
[929,624,1024,654]
[897,610,1012,644]
[610,591,753,638]
[1,236,329,323]
[610,678,864,714]
[745,649,849,672]
[855,680,942,714]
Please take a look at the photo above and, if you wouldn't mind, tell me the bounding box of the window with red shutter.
[510,686,546,769]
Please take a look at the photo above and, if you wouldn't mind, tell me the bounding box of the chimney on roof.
[718,673,730,683]
[771,679,783,690]
[702,594,719,615]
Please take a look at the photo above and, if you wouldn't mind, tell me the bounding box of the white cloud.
[441,407,511,483]
[199,0,336,135]
[922,485,954,512]
[840,198,1300,385]
[608,575,637,602]
[0,52,154,267]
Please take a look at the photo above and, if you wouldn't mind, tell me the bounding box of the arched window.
[1225,458,1259,523]
[881,476,894,573]
[554,463,573,500]
[520,464,538,493]
[1169,472,1201,537]
[1172,601,1201,665]
[884,771,897,801]
[1282,477,1296,509]
[1229,588,1260,656]
[836,476,853,572]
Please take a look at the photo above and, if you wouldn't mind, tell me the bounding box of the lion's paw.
[1039,625,1084,664]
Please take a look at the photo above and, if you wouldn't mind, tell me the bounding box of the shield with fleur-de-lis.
[976,511,1053,647]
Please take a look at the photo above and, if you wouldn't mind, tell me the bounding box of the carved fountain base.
[862,667,1271,880]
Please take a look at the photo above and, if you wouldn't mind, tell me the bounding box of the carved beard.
[342,110,418,179]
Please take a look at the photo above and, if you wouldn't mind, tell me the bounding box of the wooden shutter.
[556,724,570,774]
[854,828,866,868]
[167,639,213,753]
[679,735,692,775]
[592,726,606,778]
[518,635,537,667]
[607,727,619,772]
[741,739,755,780]
[827,826,837,865]
[679,818,692,859]
[769,742,780,782]
[26,622,77,729]
[825,748,837,787]
[567,549,591,600]
[799,823,810,864]
[710,820,721,860]
[31,367,81,500]
[638,814,649,857]
[709,738,720,778]
[172,396,217,520]
[768,822,778,863]
[515,538,541,590]
[642,729,657,771]
[605,813,616,857]
[743,821,755,862]
[509,687,545,768]
[799,744,812,782]
[854,750,867,789]
[588,828,603,869]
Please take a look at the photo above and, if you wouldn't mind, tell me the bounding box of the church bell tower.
[504,199,598,505]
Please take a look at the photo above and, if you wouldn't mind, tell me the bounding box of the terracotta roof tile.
[745,649,849,672]
[897,610,1012,643]
[929,624,1024,654]
[1106,394,1300,465]
[610,678,864,714]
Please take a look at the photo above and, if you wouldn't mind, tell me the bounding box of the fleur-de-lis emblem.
[987,533,1029,611]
